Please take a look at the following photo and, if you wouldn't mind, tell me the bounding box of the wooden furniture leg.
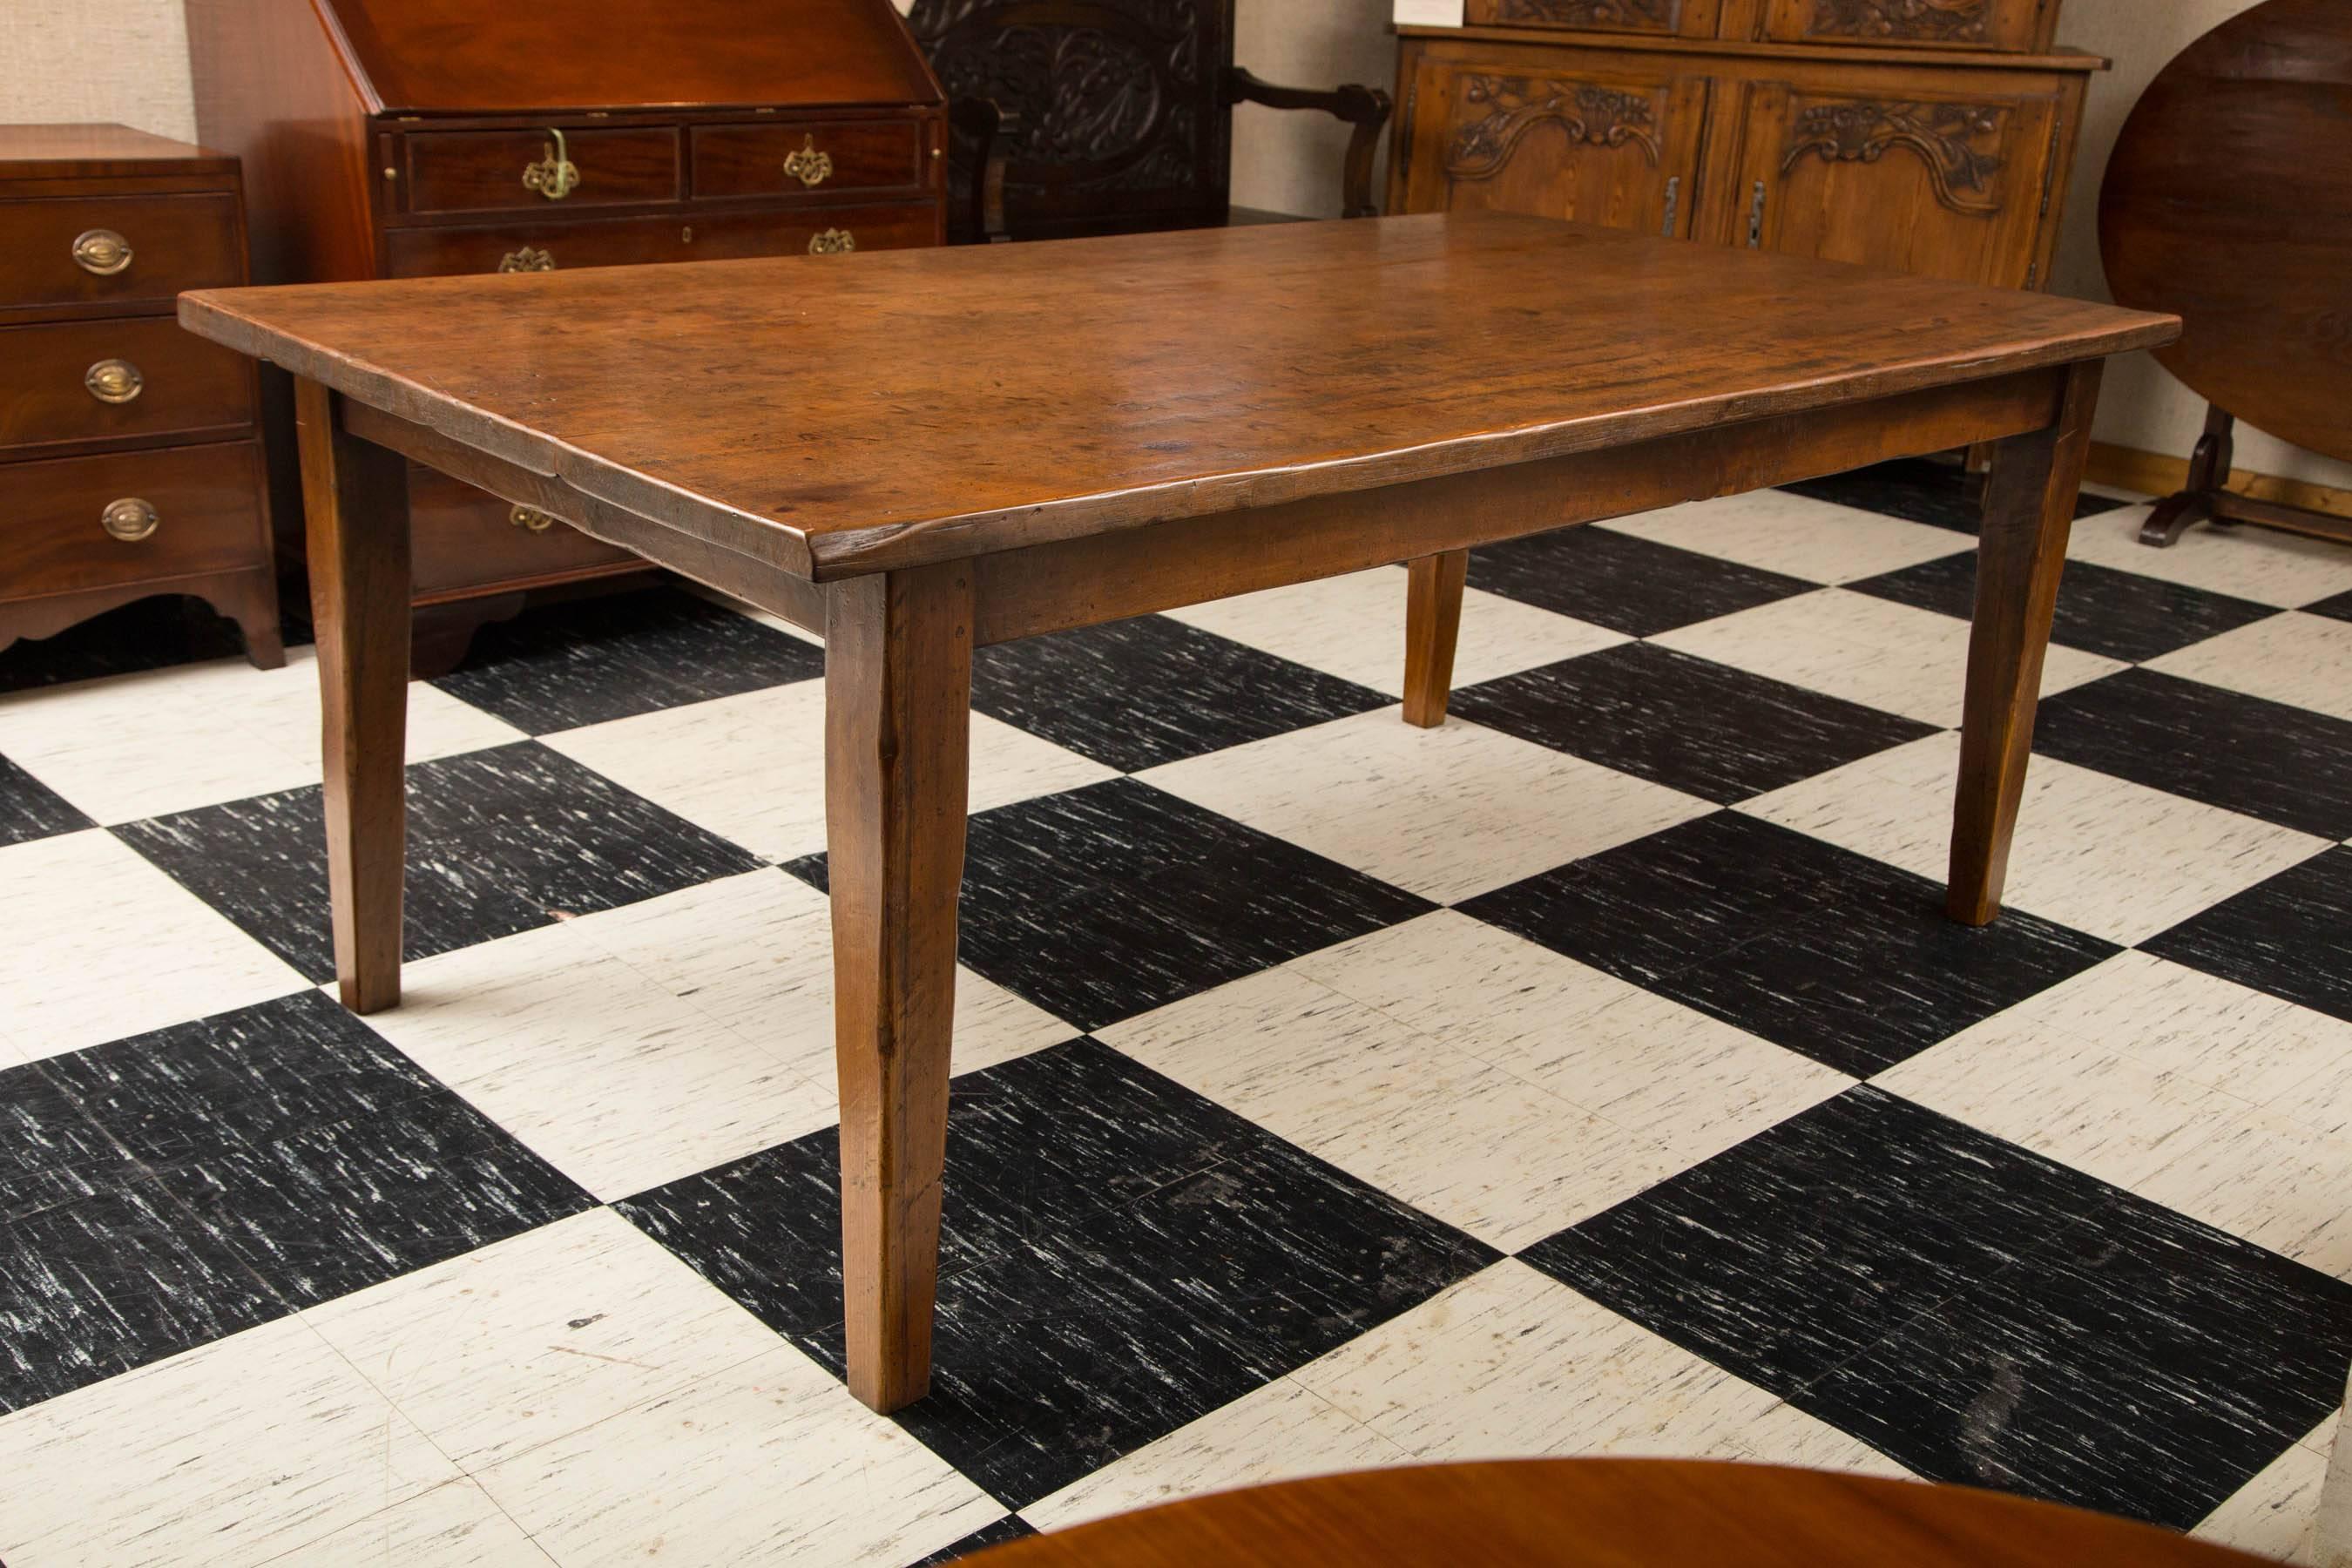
[2139,403,2234,548]
[294,377,412,1013]
[1947,361,2102,925]
[825,563,974,1414]
[1402,549,1469,728]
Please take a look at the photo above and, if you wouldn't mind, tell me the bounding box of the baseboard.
[2085,441,2352,521]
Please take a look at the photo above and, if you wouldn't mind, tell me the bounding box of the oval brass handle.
[498,246,556,273]
[782,134,832,188]
[84,358,145,404]
[71,228,133,275]
[808,227,855,255]
[510,504,558,532]
[101,497,159,542]
[522,126,579,200]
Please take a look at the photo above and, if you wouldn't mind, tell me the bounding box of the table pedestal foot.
[1402,549,1468,728]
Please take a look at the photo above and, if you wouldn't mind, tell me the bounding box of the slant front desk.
[180,214,2177,1413]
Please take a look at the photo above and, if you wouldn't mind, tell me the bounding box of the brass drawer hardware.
[808,227,855,255]
[71,228,133,276]
[522,126,580,200]
[84,358,145,404]
[782,134,833,187]
[100,497,159,542]
[510,504,558,531]
[498,246,557,273]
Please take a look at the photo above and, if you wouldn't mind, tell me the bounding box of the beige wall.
[0,0,196,142]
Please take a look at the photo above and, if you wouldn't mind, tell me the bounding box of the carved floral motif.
[1781,99,2006,213]
[1810,0,1989,42]
[1492,0,1676,26]
[1447,77,1661,178]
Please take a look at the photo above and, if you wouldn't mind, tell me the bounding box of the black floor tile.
[1466,527,1816,637]
[1781,459,2132,536]
[2308,589,2352,623]
[0,594,287,697]
[909,1515,1036,1565]
[0,754,93,848]
[116,740,764,983]
[970,615,1388,773]
[1848,553,2280,664]
[1524,1086,2352,1531]
[1454,644,1935,806]
[620,1039,1497,1510]
[787,778,1433,1033]
[2144,846,2352,1024]
[2035,669,2352,840]
[1458,813,2115,1076]
[430,587,825,733]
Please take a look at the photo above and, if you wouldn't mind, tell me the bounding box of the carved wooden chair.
[910,0,1391,243]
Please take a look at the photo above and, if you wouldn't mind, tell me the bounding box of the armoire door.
[1708,71,2058,286]
[1754,0,2058,55]
[1463,0,1723,39]
[1399,51,1711,238]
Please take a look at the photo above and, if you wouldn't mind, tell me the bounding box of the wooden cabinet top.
[312,0,941,114]
[0,124,238,180]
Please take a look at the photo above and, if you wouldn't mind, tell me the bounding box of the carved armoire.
[1388,0,2099,292]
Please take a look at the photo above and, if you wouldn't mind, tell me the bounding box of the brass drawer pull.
[101,497,159,542]
[85,358,145,404]
[808,228,855,255]
[498,246,556,273]
[522,126,580,200]
[510,504,558,532]
[782,134,833,188]
[71,228,133,276]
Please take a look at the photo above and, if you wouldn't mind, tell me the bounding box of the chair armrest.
[1220,66,1394,220]
[947,97,1022,244]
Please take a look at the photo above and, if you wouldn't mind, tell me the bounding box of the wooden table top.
[179,214,2174,581]
[968,1460,2270,1566]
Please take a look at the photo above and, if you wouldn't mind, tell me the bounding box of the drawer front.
[1463,0,1722,37]
[382,202,940,278]
[1,442,266,600]
[0,193,243,318]
[409,465,639,601]
[691,120,925,200]
[401,126,682,214]
[0,317,253,456]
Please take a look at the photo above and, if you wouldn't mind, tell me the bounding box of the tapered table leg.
[1948,361,2103,925]
[294,379,411,1012]
[825,563,973,1414]
[1402,549,1469,728]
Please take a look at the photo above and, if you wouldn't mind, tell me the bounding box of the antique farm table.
[179,214,2176,1414]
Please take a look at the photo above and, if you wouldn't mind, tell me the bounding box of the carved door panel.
[1713,76,2056,287]
[1401,56,1711,238]
[1756,0,2056,55]
[1463,0,1723,38]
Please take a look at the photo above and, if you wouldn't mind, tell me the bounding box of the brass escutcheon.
[808,227,855,255]
[100,497,159,542]
[84,358,144,404]
[510,504,558,532]
[522,126,580,199]
[498,246,557,273]
[782,134,832,188]
[71,228,132,275]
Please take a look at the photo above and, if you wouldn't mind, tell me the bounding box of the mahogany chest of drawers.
[0,124,281,668]
[185,0,950,670]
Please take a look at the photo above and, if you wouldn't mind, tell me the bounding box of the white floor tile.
[1294,1260,1783,1462]
[1651,589,2122,728]
[359,922,835,1201]
[1023,1376,1407,1533]
[0,829,307,1062]
[472,1344,1000,1568]
[1161,566,1625,696]
[0,1315,462,1568]
[1101,967,1670,1251]
[543,681,1113,862]
[2070,506,2352,609]
[1137,707,1710,904]
[1715,1401,1912,1479]
[2146,612,2352,725]
[1740,733,2328,944]
[306,1210,785,1470]
[260,1480,552,1568]
[0,652,523,824]
[1599,490,1969,584]
[567,869,1071,1085]
[2193,1433,2328,1564]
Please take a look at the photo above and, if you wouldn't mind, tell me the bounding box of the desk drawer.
[401,125,682,214]
[382,202,940,277]
[1,442,265,600]
[0,193,243,318]
[0,317,253,456]
[691,120,925,199]
[409,466,639,601]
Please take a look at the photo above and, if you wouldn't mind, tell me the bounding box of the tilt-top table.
[180,214,2176,1414]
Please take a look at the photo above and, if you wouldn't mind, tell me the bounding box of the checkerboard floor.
[3,463,2349,1566]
